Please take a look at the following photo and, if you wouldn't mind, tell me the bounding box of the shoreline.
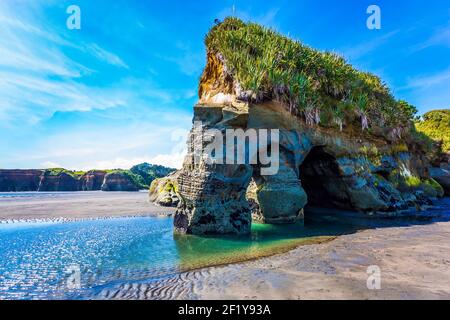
[0,191,176,223]
[97,218,450,300]
[0,213,173,225]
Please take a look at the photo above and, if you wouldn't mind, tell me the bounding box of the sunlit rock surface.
[169,34,445,235]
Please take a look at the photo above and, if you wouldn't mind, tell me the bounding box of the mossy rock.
[421,178,444,198]
[149,172,181,207]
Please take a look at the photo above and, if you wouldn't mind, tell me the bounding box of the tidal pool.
[0,212,358,300]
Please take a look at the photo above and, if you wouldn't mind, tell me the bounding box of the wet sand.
[0,191,175,221]
[188,221,450,300]
[97,209,450,300]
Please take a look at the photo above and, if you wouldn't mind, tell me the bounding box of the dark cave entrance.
[299,146,350,209]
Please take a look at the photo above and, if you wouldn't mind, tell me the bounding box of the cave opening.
[299,146,350,209]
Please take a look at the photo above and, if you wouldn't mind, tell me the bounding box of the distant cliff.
[0,163,175,192]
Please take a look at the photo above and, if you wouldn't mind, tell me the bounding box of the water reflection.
[173,216,359,271]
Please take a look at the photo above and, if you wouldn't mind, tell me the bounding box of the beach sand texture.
[0,191,175,221]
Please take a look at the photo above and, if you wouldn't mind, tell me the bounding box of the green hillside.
[415,109,450,153]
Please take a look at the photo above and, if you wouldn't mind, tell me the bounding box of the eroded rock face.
[176,165,253,234]
[430,164,450,196]
[80,171,107,191]
[101,173,139,192]
[0,167,162,192]
[38,172,79,191]
[0,169,42,192]
[174,99,443,235]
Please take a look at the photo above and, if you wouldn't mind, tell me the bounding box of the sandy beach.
[186,221,450,300]
[0,191,175,221]
[96,201,450,300]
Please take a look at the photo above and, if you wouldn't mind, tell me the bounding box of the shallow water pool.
[0,214,357,299]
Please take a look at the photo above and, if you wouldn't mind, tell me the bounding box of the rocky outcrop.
[149,171,181,207]
[38,171,80,191]
[101,172,140,192]
[171,18,446,235]
[430,164,450,196]
[79,170,107,191]
[174,100,444,235]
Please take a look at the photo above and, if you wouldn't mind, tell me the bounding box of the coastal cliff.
[0,169,42,192]
[162,18,448,235]
[0,163,174,192]
[101,171,140,192]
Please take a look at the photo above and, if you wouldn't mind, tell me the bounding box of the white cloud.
[148,151,186,169]
[85,44,129,69]
[411,23,450,52]
[0,70,130,126]
[0,2,195,170]
[403,68,450,90]
[3,117,192,170]
[40,161,63,169]
[156,42,204,76]
[80,157,153,171]
[398,68,450,112]
[83,151,186,171]
[340,30,399,61]
[217,7,280,29]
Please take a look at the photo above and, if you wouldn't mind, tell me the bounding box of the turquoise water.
[0,197,449,300]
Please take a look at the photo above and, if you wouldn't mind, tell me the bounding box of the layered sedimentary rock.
[174,101,442,235]
[0,169,42,192]
[79,170,107,191]
[38,171,80,191]
[170,18,446,235]
[0,164,173,192]
[101,172,140,192]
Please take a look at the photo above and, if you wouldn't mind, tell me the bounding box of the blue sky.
[0,0,449,170]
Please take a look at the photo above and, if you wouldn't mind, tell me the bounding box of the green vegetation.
[404,175,422,188]
[130,163,175,186]
[423,178,444,198]
[42,163,175,190]
[205,18,418,134]
[415,109,450,152]
[44,168,86,178]
[149,179,178,195]
[388,170,444,198]
[390,143,409,154]
[107,169,148,189]
[163,181,178,193]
